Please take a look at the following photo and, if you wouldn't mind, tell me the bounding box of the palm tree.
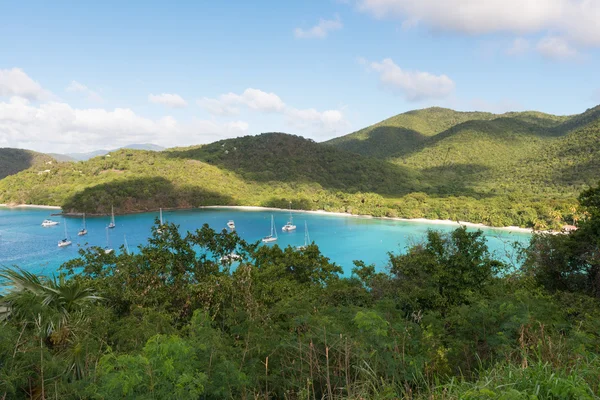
[0,267,101,397]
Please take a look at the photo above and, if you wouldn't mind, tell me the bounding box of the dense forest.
[2,183,600,399]
[0,148,55,180]
[1,105,599,229]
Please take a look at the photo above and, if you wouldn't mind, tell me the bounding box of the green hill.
[325,107,570,159]
[0,148,56,180]
[0,133,424,216]
[2,105,598,230]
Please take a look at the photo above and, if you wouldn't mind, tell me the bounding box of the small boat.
[57,219,72,247]
[262,215,278,243]
[220,253,242,263]
[41,219,59,227]
[282,202,296,232]
[78,213,88,236]
[108,205,116,229]
[227,220,235,229]
[104,227,113,254]
[296,221,310,251]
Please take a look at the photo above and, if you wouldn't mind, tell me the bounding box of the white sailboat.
[282,202,296,232]
[262,215,278,243]
[108,205,116,229]
[296,221,310,250]
[41,219,59,227]
[58,218,72,247]
[78,213,88,236]
[104,227,113,254]
[227,220,235,229]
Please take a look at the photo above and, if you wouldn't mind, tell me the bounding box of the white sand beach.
[199,205,536,234]
[0,204,62,210]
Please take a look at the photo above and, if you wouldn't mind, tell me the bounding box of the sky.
[0,0,599,153]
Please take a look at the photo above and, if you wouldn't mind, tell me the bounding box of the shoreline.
[0,203,536,234]
[0,203,62,210]
[199,205,536,234]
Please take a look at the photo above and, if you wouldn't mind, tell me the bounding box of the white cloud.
[0,96,247,153]
[366,58,455,101]
[226,88,286,112]
[200,88,286,114]
[66,80,103,102]
[286,108,348,133]
[0,68,53,101]
[506,38,530,55]
[197,98,240,116]
[148,93,188,108]
[200,88,348,136]
[200,88,285,114]
[294,15,343,39]
[536,36,578,60]
[355,0,600,46]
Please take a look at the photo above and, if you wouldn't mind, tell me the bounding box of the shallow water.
[0,207,531,277]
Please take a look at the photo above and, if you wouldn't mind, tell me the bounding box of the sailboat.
[262,215,278,243]
[296,221,310,251]
[58,218,72,247]
[104,227,113,254]
[227,220,235,229]
[282,202,296,232]
[78,213,88,236]
[108,205,116,229]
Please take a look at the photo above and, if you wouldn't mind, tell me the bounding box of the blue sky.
[0,0,599,153]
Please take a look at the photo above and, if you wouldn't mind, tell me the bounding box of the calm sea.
[0,207,532,277]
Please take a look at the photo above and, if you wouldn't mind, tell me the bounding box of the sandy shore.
[0,203,537,234]
[199,205,536,234]
[0,203,62,210]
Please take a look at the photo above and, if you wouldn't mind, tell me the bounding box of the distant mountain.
[0,148,55,180]
[47,153,78,162]
[59,143,166,161]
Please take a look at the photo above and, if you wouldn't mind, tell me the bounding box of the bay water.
[0,207,532,277]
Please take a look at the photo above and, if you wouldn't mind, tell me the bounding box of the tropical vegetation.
[1,105,599,229]
[1,183,600,399]
[0,148,55,180]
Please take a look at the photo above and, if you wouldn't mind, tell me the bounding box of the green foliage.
[0,147,55,180]
[389,227,505,313]
[524,181,600,297]
[3,112,598,228]
[93,335,207,399]
[3,190,600,399]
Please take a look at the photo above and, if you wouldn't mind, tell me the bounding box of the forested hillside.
[2,105,599,229]
[0,148,55,180]
[0,134,424,217]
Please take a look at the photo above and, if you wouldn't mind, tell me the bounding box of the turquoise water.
[0,207,532,277]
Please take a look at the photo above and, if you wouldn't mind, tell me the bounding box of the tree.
[0,267,101,397]
[389,227,504,314]
[525,182,600,296]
